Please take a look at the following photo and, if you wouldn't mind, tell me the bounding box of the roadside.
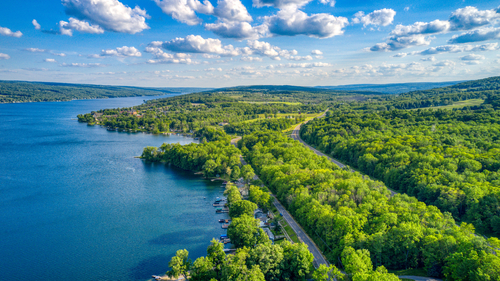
[272,194,330,268]
[230,135,330,269]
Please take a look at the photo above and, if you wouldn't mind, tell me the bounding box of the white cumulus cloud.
[460,53,485,61]
[214,0,252,22]
[162,35,240,56]
[421,56,436,62]
[448,27,500,44]
[318,0,335,7]
[263,7,348,38]
[0,26,22,37]
[60,62,104,67]
[205,22,264,40]
[24,48,46,52]
[392,53,407,58]
[32,19,41,30]
[433,60,455,67]
[311,50,323,55]
[0,53,10,60]
[241,56,263,62]
[154,0,213,25]
[353,9,396,27]
[253,0,312,8]
[62,0,149,34]
[370,5,500,51]
[44,58,57,62]
[101,46,142,57]
[59,18,105,36]
[449,6,500,30]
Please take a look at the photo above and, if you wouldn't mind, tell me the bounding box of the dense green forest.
[239,131,500,280]
[77,89,372,134]
[0,80,210,103]
[317,81,462,94]
[301,107,500,235]
[383,76,500,110]
[81,75,500,280]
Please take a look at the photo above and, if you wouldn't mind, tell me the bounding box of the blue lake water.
[0,95,229,281]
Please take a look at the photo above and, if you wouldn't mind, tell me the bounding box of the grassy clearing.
[241,113,318,124]
[270,206,299,243]
[240,101,302,105]
[281,110,327,133]
[282,222,299,243]
[410,99,484,110]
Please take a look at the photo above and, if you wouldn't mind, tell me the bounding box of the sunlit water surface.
[0,95,229,281]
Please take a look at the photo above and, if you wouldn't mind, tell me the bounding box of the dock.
[216,208,229,213]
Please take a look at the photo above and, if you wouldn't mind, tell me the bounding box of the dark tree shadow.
[129,254,170,280]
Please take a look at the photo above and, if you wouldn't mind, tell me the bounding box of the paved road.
[272,195,329,268]
[291,123,347,169]
[399,276,442,281]
[230,136,241,148]
[232,122,438,280]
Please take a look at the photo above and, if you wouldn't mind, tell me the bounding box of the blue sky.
[0,0,499,87]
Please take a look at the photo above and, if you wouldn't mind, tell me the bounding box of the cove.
[0,95,229,281]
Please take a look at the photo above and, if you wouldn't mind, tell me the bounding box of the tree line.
[301,108,500,237]
[239,131,500,280]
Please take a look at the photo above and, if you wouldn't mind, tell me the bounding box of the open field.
[241,113,320,124]
[240,101,303,105]
[410,99,484,110]
[281,110,327,133]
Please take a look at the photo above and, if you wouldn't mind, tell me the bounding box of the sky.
[0,0,499,87]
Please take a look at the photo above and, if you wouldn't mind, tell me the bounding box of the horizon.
[1,0,499,87]
[0,77,468,89]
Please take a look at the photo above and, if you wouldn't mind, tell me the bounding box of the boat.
[218,219,225,223]
[222,224,229,229]
[216,208,229,213]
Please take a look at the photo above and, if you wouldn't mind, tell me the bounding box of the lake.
[0,95,229,281]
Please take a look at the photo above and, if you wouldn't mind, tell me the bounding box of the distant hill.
[389,76,500,109]
[210,85,383,95]
[316,81,464,94]
[0,80,212,103]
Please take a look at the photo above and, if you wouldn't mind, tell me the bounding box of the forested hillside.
[317,81,462,94]
[79,75,500,280]
[0,80,208,103]
[77,89,377,134]
[386,76,500,109]
[240,131,500,279]
[302,109,500,236]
